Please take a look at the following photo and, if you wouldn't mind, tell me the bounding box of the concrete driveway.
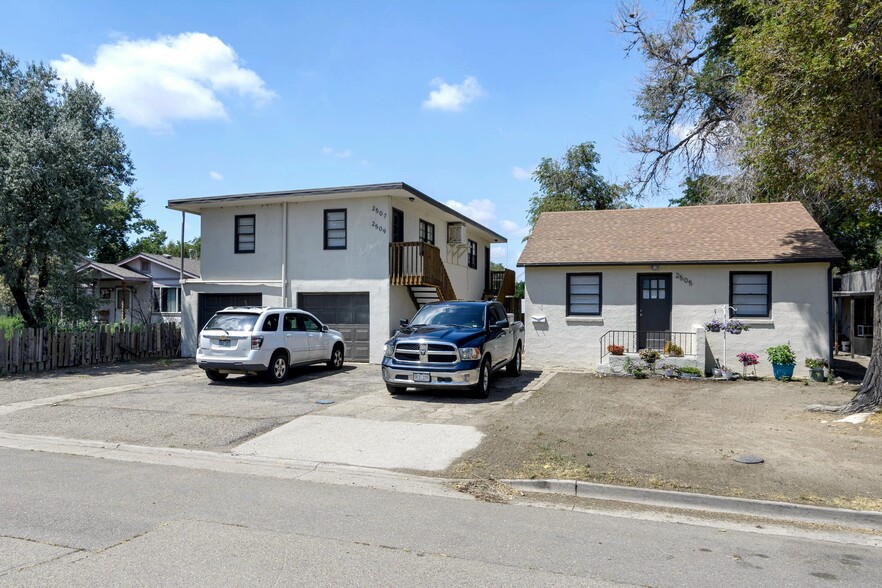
[0,360,543,471]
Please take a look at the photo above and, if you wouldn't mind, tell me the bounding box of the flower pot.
[720,369,733,380]
[810,367,826,382]
[772,363,795,381]
[713,368,722,378]
[707,326,722,333]
[727,327,742,335]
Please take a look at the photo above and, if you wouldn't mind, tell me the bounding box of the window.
[468,240,478,269]
[855,297,873,337]
[567,273,602,316]
[490,304,508,327]
[419,219,435,245]
[324,209,347,250]
[235,215,256,253]
[153,287,181,313]
[261,313,279,332]
[298,314,322,332]
[730,272,771,318]
[140,259,150,273]
[283,313,299,332]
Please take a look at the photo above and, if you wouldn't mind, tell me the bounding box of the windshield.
[409,305,485,328]
[203,313,259,332]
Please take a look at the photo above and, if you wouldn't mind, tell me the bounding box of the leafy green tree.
[91,191,163,263]
[622,0,882,411]
[527,142,632,232]
[0,52,133,327]
[160,236,201,259]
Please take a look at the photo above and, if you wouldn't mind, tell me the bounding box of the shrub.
[638,349,660,363]
[805,357,828,369]
[767,344,796,366]
[678,366,704,377]
[0,315,24,338]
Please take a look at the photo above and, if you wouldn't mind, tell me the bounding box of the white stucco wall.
[181,192,504,361]
[524,263,831,377]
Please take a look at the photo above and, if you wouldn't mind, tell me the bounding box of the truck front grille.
[393,341,459,364]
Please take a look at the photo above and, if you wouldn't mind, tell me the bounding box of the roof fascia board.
[167,182,506,242]
[119,253,199,278]
[518,258,842,267]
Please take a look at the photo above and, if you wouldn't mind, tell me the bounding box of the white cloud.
[209,171,224,181]
[500,219,530,238]
[52,32,275,131]
[445,199,496,224]
[512,166,531,181]
[422,76,485,112]
[322,146,352,158]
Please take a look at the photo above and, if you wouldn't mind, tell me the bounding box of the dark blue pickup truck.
[381,300,525,398]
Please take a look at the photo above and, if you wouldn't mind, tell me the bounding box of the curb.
[501,479,882,530]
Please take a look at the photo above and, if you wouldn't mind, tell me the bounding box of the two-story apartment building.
[167,183,510,363]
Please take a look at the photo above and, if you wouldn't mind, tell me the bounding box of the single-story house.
[77,253,200,325]
[517,202,844,377]
[834,267,877,356]
[166,182,513,363]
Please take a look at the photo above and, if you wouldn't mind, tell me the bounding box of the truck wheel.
[471,358,491,399]
[264,351,289,383]
[386,383,405,394]
[506,344,522,377]
[205,369,227,382]
[327,344,344,369]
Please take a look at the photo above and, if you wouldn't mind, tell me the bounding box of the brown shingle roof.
[517,202,844,266]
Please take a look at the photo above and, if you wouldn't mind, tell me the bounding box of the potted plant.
[608,344,625,356]
[664,341,684,357]
[704,319,724,333]
[805,357,828,382]
[767,344,797,380]
[736,352,759,378]
[724,319,749,335]
[639,349,660,367]
[719,366,734,380]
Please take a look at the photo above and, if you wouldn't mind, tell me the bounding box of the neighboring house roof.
[77,261,150,282]
[166,182,507,243]
[119,252,201,278]
[518,201,844,267]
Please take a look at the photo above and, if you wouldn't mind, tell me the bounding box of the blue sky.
[1,0,675,271]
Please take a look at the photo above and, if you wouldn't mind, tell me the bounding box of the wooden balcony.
[389,242,456,302]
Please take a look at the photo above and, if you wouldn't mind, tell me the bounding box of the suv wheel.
[506,344,522,376]
[264,351,289,383]
[327,344,344,370]
[205,369,227,382]
[471,357,491,399]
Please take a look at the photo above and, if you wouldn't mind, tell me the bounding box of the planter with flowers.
[724,319,749,335]
[608,344,625,356]
[805,357,828,382]
[736,352,759,378]
[767,344,797,380]
[704,319,725,333]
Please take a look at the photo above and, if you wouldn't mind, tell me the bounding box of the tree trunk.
[839,259,882,413]
[7,282,36,328]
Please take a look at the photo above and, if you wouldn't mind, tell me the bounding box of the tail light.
[251,336,264,350]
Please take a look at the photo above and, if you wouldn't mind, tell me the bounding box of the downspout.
[282,202,288,306]
[180,212,186,285]
[828,263,834,369]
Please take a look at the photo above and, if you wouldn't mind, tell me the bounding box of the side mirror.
[492,319,509,330]
[321,325,329,333]
[400,318,409,327]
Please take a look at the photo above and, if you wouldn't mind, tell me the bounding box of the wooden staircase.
[389,242,457,307]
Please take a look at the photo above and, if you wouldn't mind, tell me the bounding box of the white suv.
[196,306,346,383]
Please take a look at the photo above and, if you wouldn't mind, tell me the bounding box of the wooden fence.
[0,322,181,376]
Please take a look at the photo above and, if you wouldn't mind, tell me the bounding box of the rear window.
[203,313,260,332]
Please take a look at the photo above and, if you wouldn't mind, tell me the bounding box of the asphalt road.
[1,447,881,587]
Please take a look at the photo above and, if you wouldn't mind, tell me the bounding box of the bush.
[0,315,24,338]
[678,366,704,377]
[767,344,796,366]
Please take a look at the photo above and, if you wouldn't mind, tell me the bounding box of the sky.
[0,0,677,273]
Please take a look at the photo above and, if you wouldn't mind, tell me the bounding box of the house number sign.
[370,206,388,233]
[675,272,693,286]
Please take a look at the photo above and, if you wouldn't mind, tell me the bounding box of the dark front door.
[391,209,404,243]
[637,274,671,349]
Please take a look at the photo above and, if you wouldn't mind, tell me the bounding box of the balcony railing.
[389,241,456,301]
[599,330,696,362]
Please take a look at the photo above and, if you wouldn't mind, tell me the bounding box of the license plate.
[413,373,431,383]
[216,339,233,348]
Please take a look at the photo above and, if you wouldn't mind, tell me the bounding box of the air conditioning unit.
[857,324,873,337]
[447,222,467,245]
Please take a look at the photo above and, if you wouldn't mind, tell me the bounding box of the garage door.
[197,293,263,333]
[298,293,370,362]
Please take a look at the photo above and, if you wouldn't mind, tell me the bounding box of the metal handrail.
[600,330,696,362]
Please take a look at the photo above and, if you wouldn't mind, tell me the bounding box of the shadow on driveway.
[388,370,543,404]
[204,365,359,389]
